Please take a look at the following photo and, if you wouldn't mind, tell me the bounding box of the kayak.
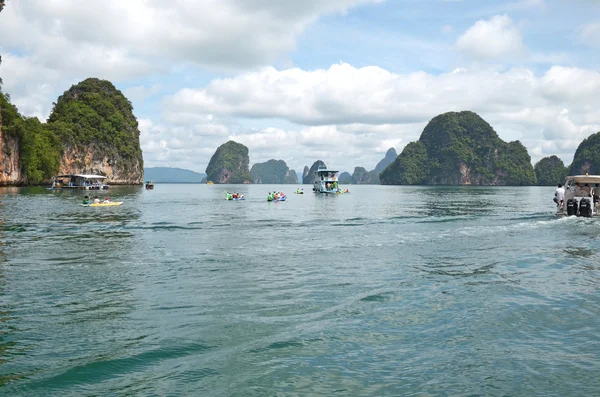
[227,197,245,201]
[268,196,286,202]
[82,202,123,207]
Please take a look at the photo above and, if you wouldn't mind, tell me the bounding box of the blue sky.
[1,0,600,173]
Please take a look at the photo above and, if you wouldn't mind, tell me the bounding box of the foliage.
[380,141,431,184]
[569,131,600,175]
[534,155,567,186]
[251,159,297,184]
[381,111,536,185]
[0,93,61,183]
[47,78,142,163]
[205,140,252,184]
[19,118,61,184]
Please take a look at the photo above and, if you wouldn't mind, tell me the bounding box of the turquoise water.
[1,184,599,396]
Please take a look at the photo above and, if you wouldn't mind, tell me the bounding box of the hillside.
[205,140,252,184]
[569,131,600,175]
[47,78,144,184]
[380,111,536,186]
[250,159,298,184]
[534,156,567,186]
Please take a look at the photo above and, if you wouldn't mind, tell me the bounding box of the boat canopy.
[566,175,600,185]
[54,174,107,179]
[314,169,339,174]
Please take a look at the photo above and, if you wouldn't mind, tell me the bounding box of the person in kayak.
[93,196,101,204]
[104,197,110,203]
[83,196,90,204]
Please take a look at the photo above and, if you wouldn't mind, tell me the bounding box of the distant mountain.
[339,172,352,184]
[372,147,397,175]
[205,140,252,184]
[250,159,298,184]
[569,131,600,175]
[144,167,206,183]
[534,156,567,186]
[302,161,326,184]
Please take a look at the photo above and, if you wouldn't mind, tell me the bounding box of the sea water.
[0,184,599,396]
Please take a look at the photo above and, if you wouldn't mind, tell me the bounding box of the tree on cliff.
[47,78,144,183]
[534,155,567,186]
[380,111,536,185]
[569,131,600,175]
[250,159,298,184]
[205,140,252,184]
[1,88,61,184]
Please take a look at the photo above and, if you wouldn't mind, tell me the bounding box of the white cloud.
[456,15,527,60]
[159,62,600,169]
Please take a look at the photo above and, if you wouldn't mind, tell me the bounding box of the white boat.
[48,174,109,190]
[313,166,340,194]
[555,174,600,217]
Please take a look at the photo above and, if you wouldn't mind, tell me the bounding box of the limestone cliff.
[380,111,536,186]
[302,160,326,185]
[250,159,298,184]
[0,94,24,184]
[205,140,252,184]
[48,78,144,184]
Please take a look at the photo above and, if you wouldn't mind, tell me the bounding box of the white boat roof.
[567,175,600,184]
[314,169,339,173]
[55,174,107,179]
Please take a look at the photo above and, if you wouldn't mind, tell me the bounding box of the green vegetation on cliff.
[569,131,600,175]
[0,92,61,184]
[351,167,379,184]
[48,78,142,162]
[380,111,536,185]
[534,155,567,186]
[205,140,252,184]
[250,159,298,184]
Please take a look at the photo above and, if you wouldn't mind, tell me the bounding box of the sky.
[1,0,600,174]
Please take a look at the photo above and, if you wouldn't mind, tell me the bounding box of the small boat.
[313,167,341,194]
[555,174,600,217]
[268,194,287,202]
[294,189,304,194]
[82,201,123,207]
[145,181,154,190]
[206,181,214,185]
[226,193,244,200]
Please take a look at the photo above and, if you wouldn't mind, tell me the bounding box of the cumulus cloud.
[159,63,600,169]
[456,15,527,60]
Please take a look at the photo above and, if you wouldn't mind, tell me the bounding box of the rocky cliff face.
[0,93,25,185]
[0,117,23,185]
[381,111,536,186]
[205,140,252,184]
[302,160,326,185]
[48,78,144,185]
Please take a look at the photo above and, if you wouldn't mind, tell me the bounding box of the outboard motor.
[567,199,578,216]
[579,198,592,217]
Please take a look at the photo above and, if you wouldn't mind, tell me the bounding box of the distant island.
[144,167,206,183]
[380,111,536,185]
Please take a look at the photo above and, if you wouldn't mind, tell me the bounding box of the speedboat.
[555,174,600,217]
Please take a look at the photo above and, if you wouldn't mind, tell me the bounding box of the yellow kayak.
[83,202,123,207]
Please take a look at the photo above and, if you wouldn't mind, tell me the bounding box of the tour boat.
[48,174,109,190]
[145,181,155,189]
[313,166,341,194]
[555,174,600,217]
